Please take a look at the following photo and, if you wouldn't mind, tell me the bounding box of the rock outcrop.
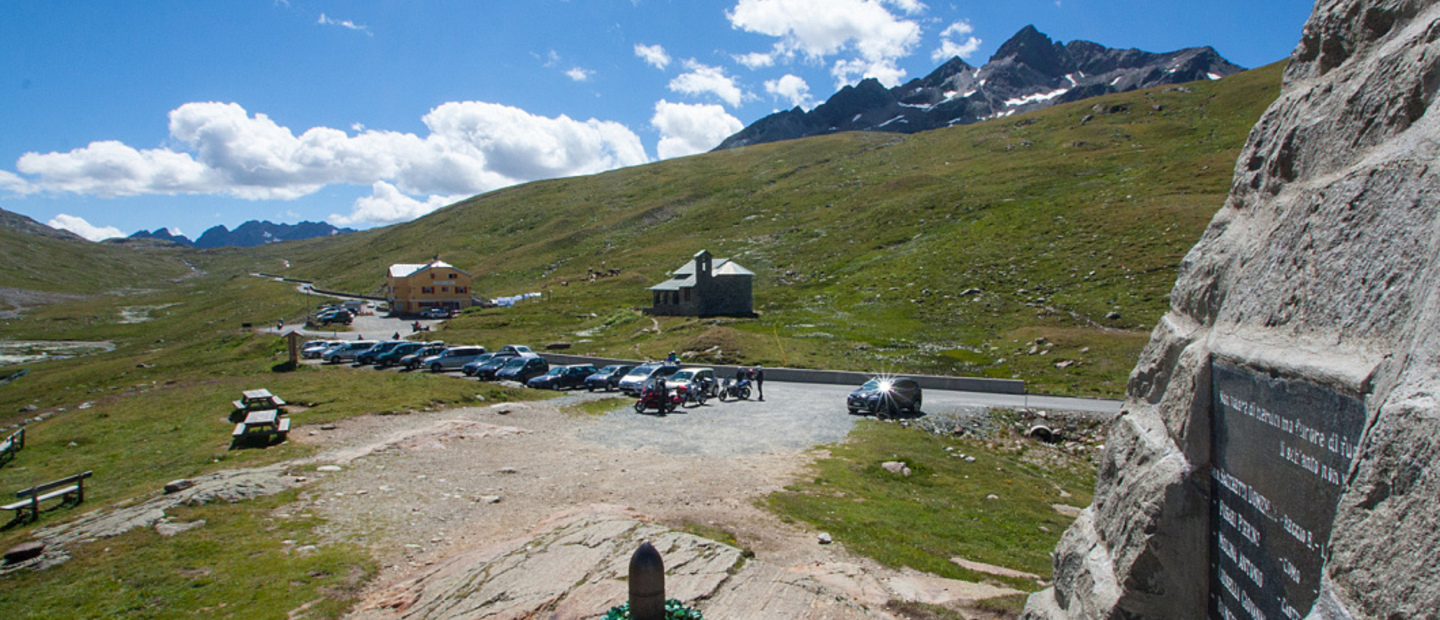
[1023,1,1440,618]
[351,505,1022,619]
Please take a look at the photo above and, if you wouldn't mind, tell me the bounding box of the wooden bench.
[0,428,22,464]
[3,471,92,521]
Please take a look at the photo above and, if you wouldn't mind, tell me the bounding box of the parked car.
[302,340,342,359]
[314,310,352,325]
[617,363,682,396]
[494,344,537,358]
[666,368,717,400]
[527,364,598,390]
[421,346,488,372]
[584,365,635,392]
[847,377,922,417]
[470,356,511,380]
[355,341,406,366]
[323,341,377,364]
[401,343,448,370]
[374,342,429,368]
[495,356,549,383]
[461,353,497,376]
[420,307,453,319]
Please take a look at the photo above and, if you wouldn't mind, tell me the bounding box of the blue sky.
[0,0,1317,241]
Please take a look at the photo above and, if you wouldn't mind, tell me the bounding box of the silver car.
[323,341,377,364]
[420,346,488,372]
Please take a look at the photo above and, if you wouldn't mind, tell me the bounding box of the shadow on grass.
[270,361,297,373]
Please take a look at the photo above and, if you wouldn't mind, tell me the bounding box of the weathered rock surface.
[351,505,1020,619]
[1024,1,1440,618]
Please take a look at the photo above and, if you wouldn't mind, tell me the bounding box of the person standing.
[754,364,765,401]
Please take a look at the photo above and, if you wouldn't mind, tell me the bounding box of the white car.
[301,340,342,359]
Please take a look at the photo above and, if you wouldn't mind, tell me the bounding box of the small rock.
[320,424,337,431]
[1105,311,1122,320]
[1055,360,1075,369]
[497,467,519,474]
[478,495,502,504]
[1078,347,1090,354]
[316,465,343,473]
[155,520,206,537]
[3,541,45,565]
[18,405,37,413]
[294,545,318,555]
[881,461,907,474]
[965,456,976,462]
[78,402,93,410]
[986,494,999,500]
[818,532,833,545]
[163,479,196,494]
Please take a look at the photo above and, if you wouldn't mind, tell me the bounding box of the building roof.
[649,255,752,291]
[388,260,466,279]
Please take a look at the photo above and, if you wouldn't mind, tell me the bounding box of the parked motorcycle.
[676,382,709,407]
[717,377,752,401]
[634,381,679,414]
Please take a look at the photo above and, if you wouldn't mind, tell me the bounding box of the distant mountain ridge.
[129,220,355,248]
[716,25,1244,150]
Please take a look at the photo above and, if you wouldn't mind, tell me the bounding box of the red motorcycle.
[634,381,679,414]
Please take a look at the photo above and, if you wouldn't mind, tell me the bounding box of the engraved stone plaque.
[1210,361,1365,620]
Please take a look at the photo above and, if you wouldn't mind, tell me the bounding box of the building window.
[422,287,434,294]
[457,287,467,294]
[430,273,435,279]
[450,273,457,279]
[441,286,449,293]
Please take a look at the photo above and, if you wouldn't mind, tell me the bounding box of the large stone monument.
[1024,1,1440,618]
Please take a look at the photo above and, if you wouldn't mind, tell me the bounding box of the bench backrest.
[16,471,92,499]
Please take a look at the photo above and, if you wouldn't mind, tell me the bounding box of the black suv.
[847,377,922,417]
[495,357,549,383]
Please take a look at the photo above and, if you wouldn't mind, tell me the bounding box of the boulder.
[1024,2,1440,618]
[3,541,44,565]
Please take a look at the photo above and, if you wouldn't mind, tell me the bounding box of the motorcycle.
[634,382,679,414]
[676,381,711,407]
[717,376,752,401]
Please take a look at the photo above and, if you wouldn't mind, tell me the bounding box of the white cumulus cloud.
[764,74,813,109]
[47,213,124,241]
[651,100,743,160]
[3,100,651,226]
[668,61,746,108]
[330,182,464,227]
[566,67,594,82]
[733,52,775,69]
[634,43,671,69]
[727,0,922,88]
[932,20,982,61]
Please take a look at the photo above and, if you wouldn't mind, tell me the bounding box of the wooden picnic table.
[232,409,290,440]
[234,389,286,412]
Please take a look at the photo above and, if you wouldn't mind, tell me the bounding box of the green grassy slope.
[232,63,1276,397]
[0,225,194,297]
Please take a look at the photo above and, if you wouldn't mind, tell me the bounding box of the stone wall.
[1023,1,1440,618]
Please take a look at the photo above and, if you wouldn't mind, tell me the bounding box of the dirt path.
[280,397,1021,618]
[290,399,826,580]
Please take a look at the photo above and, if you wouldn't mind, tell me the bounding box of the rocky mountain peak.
[714,25,1246,151]
[990,24,1069,76]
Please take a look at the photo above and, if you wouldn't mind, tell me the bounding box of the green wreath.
[602,599,704,620]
